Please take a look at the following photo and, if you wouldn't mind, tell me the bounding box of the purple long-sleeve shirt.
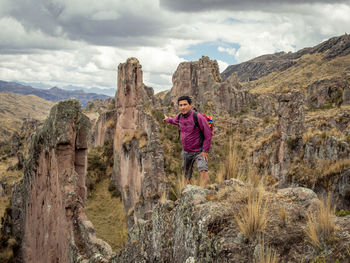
[166,110,213,152]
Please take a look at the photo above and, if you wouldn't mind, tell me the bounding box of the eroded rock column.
[276,91,305,184]
[10,99,112,263]
[113,58,165,228]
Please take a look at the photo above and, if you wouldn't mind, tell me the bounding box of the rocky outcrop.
[9,132,21,157]
[310,34,350,60]
[85,98,117,148]
[276,91,305,165]
[85,98,115,114]
[113,58,165,229]
[6,152,23,171]
[166,56,221,106]
[6,100,113,263]
[252,91,305,184]
[288,135,350,209]
[115,180,350,263]
[306,77,350,108]
[89,109,117,148]
[251,91,350,209]
[164,56,251,115]
[249,93,278,118]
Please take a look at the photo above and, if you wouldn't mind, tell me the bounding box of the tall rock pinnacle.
[8,99,112,263]
[113,58,165,228]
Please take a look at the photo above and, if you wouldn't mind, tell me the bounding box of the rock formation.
[85,98,117,148]
[116,180,350,262]
[4,100,113,263]
[307,77,350,108]
[276,91,305,180]
[90,109,117,147]
[251,91,350,209]
[252,91,305,184]
[113,58,165,228]
[164,56,251,115]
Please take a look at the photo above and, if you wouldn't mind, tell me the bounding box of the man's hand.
[163,114,168,123]
[199,152,209,162]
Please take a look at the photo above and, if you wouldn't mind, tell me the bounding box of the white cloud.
[218,46,236,56]
[217,60,229,73]
[0,0,349,94]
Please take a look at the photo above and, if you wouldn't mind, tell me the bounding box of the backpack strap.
[193,111,204,151]
[177,113,181,123]
[193,111,199,129]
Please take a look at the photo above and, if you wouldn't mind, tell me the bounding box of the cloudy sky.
[0,0,349,95]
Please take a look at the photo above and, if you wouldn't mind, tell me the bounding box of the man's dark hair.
[177,96,192,105]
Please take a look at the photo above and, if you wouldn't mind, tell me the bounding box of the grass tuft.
[171,174,186,200]
[235,184,268,240]
[304,193,336,249]
[277,207,288,227]
[217,137,248,183]
[255,238,279,263]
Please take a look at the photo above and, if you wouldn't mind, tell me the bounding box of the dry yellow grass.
[217,137,249,183]
[248,53,350,95]
[0,197,9,227]
[216,164,225,184]
[278,207,288,226]
[235,185,268,239]
[171,174,186,200]
[0,92,54,141]
[122,129,148,148]
[255,238,279,263]
[0,245,14,262]
[305,105,350,122]
[305,193,335,249]
[0,156,17,174]
[259,247,278,263]
[0,157,23,226]
[305,212,322,249]
[86,178,127,252]
[159,190,167,203]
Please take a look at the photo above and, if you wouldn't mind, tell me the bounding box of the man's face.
[178,100,192,115]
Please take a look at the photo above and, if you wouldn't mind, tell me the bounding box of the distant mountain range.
[0,81,112,107]
[17,81,117,97]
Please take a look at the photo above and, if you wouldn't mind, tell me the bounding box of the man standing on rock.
[163,96,213,186]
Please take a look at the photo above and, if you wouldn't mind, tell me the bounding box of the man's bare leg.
[200,170,209,186]
[185,178,192,185]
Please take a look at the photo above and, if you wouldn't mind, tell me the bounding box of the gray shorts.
[181,151,208,179]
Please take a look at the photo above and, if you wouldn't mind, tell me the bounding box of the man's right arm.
[163,114,180,125]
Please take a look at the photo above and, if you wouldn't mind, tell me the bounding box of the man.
[163,96,213,185]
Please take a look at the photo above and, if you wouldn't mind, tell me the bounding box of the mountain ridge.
[221,34,350,82]
[0,92,54,143]
[0,80,111,107]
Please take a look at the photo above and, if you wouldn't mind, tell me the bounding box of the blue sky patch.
[181,41,240,65]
